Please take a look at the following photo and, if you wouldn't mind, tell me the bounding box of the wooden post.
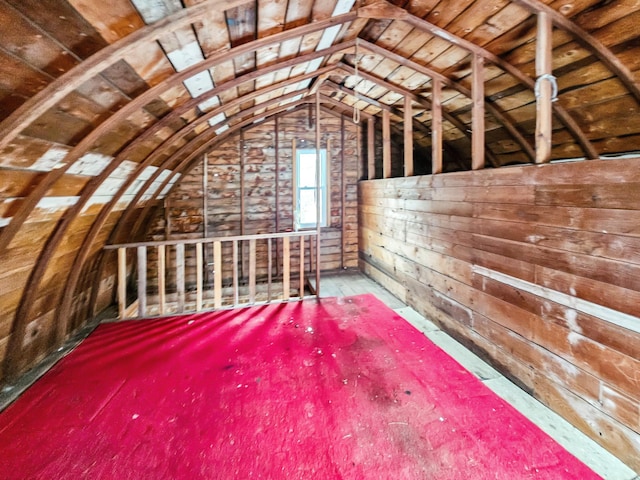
[267,238,272,301]
[232,240,238,306]
[118,247,126,319]
[240,129,246,279]
[203,154,208,237]
[367,117,375,179]
[176,243,185,313]
[196,242,203,311]
[536,11,553,164]
[214,240,222,308]
[283,236,290,300]
[249,239,256,303]
[404,95,413,176]
[292,138,297,230]
[274,116,280,276]
[137,246,146,318]
[315,91,322,296]
[472,53,485,170]
[158,245,166,315]
[432,78,443,174]
[382,109,391,178]
[299,236,305,298]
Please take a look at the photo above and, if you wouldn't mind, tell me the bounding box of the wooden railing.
[104,231,321,319]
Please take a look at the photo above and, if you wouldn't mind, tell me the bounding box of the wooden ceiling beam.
[338,62,500,167]
[512,0,640,105]
[358,0,598,160]
[0,17,357,253]
[0,0,255,153]
[359,40,536,162]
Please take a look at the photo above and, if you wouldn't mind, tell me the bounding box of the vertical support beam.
[536,11,553,164]
[232,240,238,306]
[274,116,280,276]
[249,238,256,303]
[432,78,443,174]
[299,236,305,298]
[267,238,272,301]
[118,247,126,319]
[283,236,290,300]
[164,197,171,239]
[176,243,185,313]
[214,240,222,308]
[472,54,485,171]
[158,245,166,315]
[404,95,413,177]
[240,129,246,279]
[382,109,391,178]
[196,242,203,311]
[367,117,375,180]
[315,91,322,296]
[341,115,347,269]
[203,154,208,238]
[292,138,297,230]
[137,246,146,318]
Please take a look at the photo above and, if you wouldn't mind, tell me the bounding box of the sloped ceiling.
[0,0,639,378]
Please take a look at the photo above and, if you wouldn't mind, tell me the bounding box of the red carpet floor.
[0,294,599,479]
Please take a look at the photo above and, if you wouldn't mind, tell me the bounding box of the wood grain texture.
[359,156,640,471]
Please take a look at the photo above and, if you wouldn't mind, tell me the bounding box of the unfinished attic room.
[2,0,640,477]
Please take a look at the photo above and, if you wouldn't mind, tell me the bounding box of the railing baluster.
[137,246,147,318]
[267,238,272,302]
[249,239,256,303]
[176,243,185,313]
[118,247,126,319]
[299,236,304,298]
[214,240,222,308]
[232,240,239,306]
[196,242,203,311]
[158,245,166,315]
[283,236,290,300]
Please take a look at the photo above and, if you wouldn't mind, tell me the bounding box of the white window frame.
[294,148,328,230]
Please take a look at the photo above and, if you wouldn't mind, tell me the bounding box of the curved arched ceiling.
[0,0,639,379]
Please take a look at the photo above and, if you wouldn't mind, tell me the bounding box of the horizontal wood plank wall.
[359,157,640,472]
[147,108,359,292]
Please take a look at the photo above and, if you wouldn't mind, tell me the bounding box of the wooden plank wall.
[359,157,640,471]
[147,108,360,291]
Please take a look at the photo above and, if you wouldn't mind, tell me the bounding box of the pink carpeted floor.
[0,294,600,479]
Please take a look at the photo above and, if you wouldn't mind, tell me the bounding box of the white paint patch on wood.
[158,174,181,199]
[473,265,640,334]
[332,0,357,15]
[130,0,183,24]
[215,125,229,135]
[165,40,215,98]
[36,196,79,210]
[29,146,68,171]
[198,95,221,113]
[208,112,226,127]
[67,152,112,177]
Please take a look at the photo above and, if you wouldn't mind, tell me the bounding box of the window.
[295,149,328,229]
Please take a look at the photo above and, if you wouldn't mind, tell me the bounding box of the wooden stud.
[292,138,297,229]
[299,236,305,298]
[404,95,413,177]
[176,243,185,313]
[118,248,127,319]
[274,116,280,276]
[382,109,391,178]
[158,245,166,315]
[267,238,272,301]
[249,239,256,303]
[240,130,246,279]
[203,154,208,238]
[536,11,553,164]
[214,241,222,308]
[283,236,290,300]
[137,246,147,318]
[232,240,238,306]
[432,78,443,174]
[472,54,485,171]
[315,91,322,296]
[367,117,375,180]
[196,242,203,311]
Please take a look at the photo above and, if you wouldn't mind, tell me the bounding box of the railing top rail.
[105,230,320,250]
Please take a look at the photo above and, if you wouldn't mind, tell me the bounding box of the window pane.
[299,189,317,226]
[299,153,317,187]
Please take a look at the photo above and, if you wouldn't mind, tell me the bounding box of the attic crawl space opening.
[0,0,639,474]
